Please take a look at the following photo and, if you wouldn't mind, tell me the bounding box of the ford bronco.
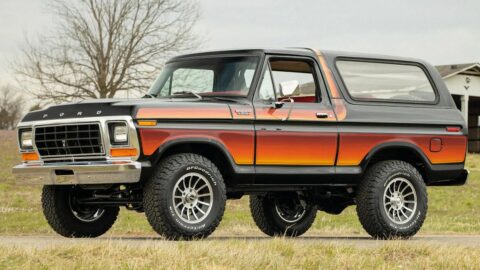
[12,48,468,240]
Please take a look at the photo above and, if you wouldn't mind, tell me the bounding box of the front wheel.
[143,153,226,240]
[356,160,428,239]
[42,185,119,238]
[250,192,317,237]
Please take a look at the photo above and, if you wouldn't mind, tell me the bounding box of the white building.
[436,63,480,152]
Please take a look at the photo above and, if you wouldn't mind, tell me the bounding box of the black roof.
[169,48,316,61]
[169,48,429,65]
[320,50,425,63]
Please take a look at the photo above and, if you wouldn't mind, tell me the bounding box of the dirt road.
[0,235,479,248]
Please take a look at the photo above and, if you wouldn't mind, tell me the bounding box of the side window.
[159,76,171,96]
[336,60,436,103]
[244,69,255,88]
[258,67,275,101]
[270,59,318,103]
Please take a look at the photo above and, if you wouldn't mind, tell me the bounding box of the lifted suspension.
[74,184,144,212]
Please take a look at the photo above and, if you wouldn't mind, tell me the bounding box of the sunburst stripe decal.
[136,107,232,119]
[337,133,467,165]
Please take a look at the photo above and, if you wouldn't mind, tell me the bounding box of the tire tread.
[356,160,428,239]
[143,153,226,240]
[41,185,119,238]
[249,194,316,237]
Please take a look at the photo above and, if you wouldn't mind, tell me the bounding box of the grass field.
[1,240,480,269]
[1,129,480,269]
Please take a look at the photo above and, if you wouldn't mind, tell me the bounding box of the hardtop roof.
[169,48,427,64]
[168,48,316,61]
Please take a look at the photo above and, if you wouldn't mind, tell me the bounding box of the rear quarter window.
[336,60,437,103]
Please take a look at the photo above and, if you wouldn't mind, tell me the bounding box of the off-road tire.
[143,153,226,240]
[249,193,317,237]
[356,160,428,239]
[42,185,119,238]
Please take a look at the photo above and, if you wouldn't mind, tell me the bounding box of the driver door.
[253,56,338,169]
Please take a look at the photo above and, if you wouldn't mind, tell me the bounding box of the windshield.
[148,56,259,98]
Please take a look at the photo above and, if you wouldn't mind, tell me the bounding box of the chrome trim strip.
[12,160,142,185]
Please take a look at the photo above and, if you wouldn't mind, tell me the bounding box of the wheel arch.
[148,138,249,184]
[360,142,433,182]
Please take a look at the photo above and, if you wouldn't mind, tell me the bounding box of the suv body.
[13,48,468,239]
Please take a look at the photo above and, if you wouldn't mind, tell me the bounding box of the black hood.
[21,99,134,122]
[20,97,238,122]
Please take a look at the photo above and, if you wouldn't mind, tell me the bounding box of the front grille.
[34,123,104,158]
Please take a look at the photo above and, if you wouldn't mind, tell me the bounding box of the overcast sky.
[1,0,480,84]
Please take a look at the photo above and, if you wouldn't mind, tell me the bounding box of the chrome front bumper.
[12,161,142,185]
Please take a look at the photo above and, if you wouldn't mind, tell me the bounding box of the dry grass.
[0,239,479,269]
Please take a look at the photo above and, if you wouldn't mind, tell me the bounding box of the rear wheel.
[143,153,226,240]
[42,185,119,238]
[356,160,428,239]
[250,192,317,237]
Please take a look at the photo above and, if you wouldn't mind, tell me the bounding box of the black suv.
[13,48,468,240]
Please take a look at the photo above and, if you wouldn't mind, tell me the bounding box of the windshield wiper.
[172,91,203,100]
[142,93,157,98]
[169,91,247,104]
[204,96,249,104]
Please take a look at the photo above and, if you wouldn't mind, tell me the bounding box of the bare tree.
[15,0,200,103]
[0,85,24,130]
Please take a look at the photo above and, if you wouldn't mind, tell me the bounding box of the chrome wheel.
[274,196,307,223]
[383,177,417,225]
[172,172,213,224]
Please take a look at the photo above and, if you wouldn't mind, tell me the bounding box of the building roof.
[436,63,480,78]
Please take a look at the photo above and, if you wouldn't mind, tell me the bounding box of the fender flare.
[360,141,433,172]
[150,137,254,174]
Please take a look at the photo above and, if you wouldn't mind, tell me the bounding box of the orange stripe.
[139,129,254,165]
[316,52,341,99]
[136,107,231,119]
[256,131,338,165]
[332,99,347,121]
[337,134,467,165]
[255,107,336,121]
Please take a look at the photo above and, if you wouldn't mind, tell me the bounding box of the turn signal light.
[21,152,39,161]
[110,148,138,157]
[137,120,157,126]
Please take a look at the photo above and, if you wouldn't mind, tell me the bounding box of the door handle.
[316,112,329,119]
